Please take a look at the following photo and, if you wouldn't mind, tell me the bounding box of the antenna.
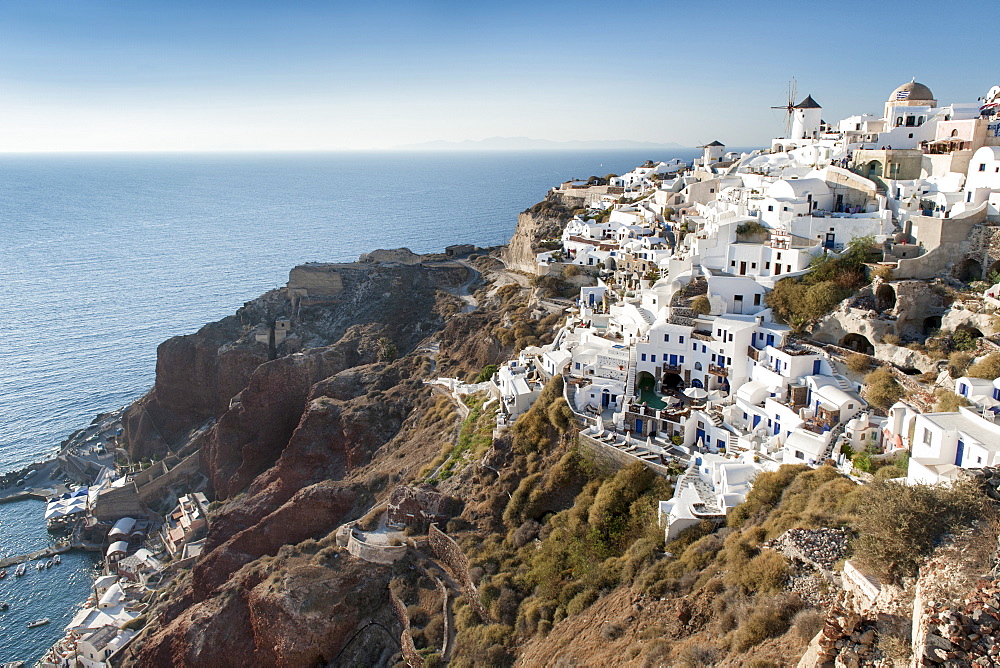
[770,77,797,137]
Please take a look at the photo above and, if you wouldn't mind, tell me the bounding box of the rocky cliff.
[501,194,576,274]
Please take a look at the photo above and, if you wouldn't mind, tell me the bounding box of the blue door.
[813,360,822,375]
[696,428,705,443]
[635,419,644,435]
[766,334,775,347]
[774,421,780,435]
[955,439,965,466]
[752,415,761,428]
[669,355,678,365]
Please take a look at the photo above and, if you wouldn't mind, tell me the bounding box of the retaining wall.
[428,524,493,623]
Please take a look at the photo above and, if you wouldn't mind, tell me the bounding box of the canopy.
[684,387,709,399]
[109,517,136,537]
[107,541,129,557]
[44,496,87,520]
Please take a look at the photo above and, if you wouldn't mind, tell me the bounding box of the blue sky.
[0,0,994,151]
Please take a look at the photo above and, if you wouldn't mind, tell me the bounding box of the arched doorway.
[865,160,883,178]
[923,316,942,335]
[662,373,684,390]
[841,333,875,355]
[954,258,983,283]
[636,371,656,395]
[875,284,896,311]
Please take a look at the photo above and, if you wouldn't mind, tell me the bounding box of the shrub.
[871,265,894,281]
[846,353,872,373]
[882,333,902,346]
[729,550,789,593]
[967,353,1000,380]
[562,264,582,278]
[949,352,974,378]
[690,295,711,315]
[862,368,904,410]
[791,608,827,642]
[475,364,498,383]
[736,220,769,237]
[874,465,906,480]
[733,605,791,652]
[934,389,971,413]
[853,478,989,582]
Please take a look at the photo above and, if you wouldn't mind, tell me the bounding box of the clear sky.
[0,0,995,152]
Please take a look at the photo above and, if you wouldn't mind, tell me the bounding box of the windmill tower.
[772,80,822,141]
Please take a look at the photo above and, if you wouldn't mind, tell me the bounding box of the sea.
[0,148,701,662]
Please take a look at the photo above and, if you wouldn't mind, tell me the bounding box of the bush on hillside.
[853,478,989,582]
[949,352,974,378]
[967,352,1000,380]
[846,353,872,374]
[862,368,904,410]
[935,389,971,413]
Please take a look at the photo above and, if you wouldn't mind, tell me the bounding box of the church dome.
[888,80,934,102]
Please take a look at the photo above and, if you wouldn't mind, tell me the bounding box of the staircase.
[821,421,848,461]
[625,346,638,400]
[834,375,855,392]
[707,410,724,427]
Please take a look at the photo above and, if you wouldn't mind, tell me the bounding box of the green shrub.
[948,352,974,378]
[733,604,791,652]
[729,550,789,594]
[475,364,498,383]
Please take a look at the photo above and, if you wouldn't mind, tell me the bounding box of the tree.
[376,336,398,362]
[862,367,904,410]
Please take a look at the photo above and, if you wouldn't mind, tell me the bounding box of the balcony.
[747,346,761,362]
[662,364,681,374]
[708,365,729,377]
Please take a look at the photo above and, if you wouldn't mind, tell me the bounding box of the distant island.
[391,136,687,151]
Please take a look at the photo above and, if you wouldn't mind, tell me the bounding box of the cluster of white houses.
[491,80,1000,540]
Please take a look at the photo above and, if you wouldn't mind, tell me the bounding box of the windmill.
[771,78,798,138]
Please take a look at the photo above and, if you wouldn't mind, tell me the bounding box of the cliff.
[501,194,576,274]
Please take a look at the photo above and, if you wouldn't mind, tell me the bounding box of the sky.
[0,0,995,152]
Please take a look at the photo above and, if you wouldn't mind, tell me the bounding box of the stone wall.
[388,583,422,668]
[577,433,672,478]
[346,531,408,565]
[428,524,493,623]
[895,205,987,279]
[136,451,202,506]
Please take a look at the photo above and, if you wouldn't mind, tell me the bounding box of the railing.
[662,364,681,374]
[708,365,728,377]
[747,346,761,361]
[692,331,713,342]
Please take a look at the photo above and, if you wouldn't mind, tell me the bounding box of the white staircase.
[625,346,638,399]
[834,375,854,392]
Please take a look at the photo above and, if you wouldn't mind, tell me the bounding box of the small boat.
[2,661,26,668]
[0,569,6,579]
[14,564,26,577]
[26,618,49,628]
[52,554,61,565]
[45,560,53,569]
[0,602,8,611]
[36,562,44,571]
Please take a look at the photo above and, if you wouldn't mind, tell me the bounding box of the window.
[692,342,697,350]
[664,334,670,342]
[895,117,903,126]
[908,133,913,139]
[731,260,736,267]
[751,262,757,269]
[795,450,804,460]
[980,164,987,172]
[727,357,732,364]
[641,353,647,361]
[679,335,685,344]
[651,355,656,363]
[923,428,932,445]
[717,439,725,449]
[765,262,770,269]
[728,334,734,342]
[848,403,853,409]
[767,205,774,211]
[782,206,789,211]
[575,362,581,369]
[679,356,684,363]
[702,345,706,353]
[754,294,761,306]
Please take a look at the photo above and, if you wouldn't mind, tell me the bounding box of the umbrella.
[707,389,727,401]
[595,415,604,433]
[684,387,708,399]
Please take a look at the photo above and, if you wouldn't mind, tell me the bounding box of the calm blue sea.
[0,149,700,662]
